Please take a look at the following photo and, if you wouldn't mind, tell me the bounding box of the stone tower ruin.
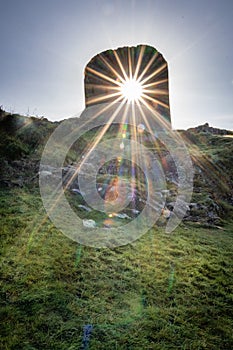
[84,44,171,124]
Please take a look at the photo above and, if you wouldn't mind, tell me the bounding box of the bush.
[0,135,29,160]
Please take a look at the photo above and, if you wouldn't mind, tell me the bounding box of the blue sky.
[0,0,232,129]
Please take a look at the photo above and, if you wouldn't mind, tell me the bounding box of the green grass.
[1,188,233,349]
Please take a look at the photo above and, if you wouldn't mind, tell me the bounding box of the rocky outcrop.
[188,123,233,136]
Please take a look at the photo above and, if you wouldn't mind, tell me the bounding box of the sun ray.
[64,99,126,191]
[130,102,138,202]
[113,50,128,81]
[86,66,122,87]
[119,101,130,127]
[136,100,157,136]
[133,45,146,81]
[140,63,167,85]
[86,91,123,106]
[143,88,168,96]
[141,93,169,109]
[71,96,124,137]
[85,83,121,91]
[137,52,159,82]
[143,78,168,89]
[128,47,133,79]
[99,54,125,83]
[82,101,125,161]
[136,100,164,158]
[70,97,127,146]
[138,97,171,130]
[180,134,232,193]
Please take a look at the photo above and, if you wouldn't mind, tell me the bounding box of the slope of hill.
[0,109,233,349]
[0,109,232,225]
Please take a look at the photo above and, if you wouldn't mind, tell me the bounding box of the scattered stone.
[131,209,140,214]
[78,205,92,212]
[39,170,52,177]
[189,202,198,209]
[71,188,82,195]
[82,219,96,228]
[162,190,170,196]
[40,165,57,172]
[11,178,24,187]
[155,191,163,198]
[115,213,131,219]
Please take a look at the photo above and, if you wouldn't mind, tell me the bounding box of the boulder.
[82,219,96,228]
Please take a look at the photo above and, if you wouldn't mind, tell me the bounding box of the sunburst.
[85,45,170,111]
[119,78,143,102]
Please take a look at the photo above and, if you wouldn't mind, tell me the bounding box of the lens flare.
[38,46,194,248]
[137,123,145,133]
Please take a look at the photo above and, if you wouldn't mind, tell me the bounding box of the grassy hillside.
[1,188,233,349]
[0,111,233,349]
